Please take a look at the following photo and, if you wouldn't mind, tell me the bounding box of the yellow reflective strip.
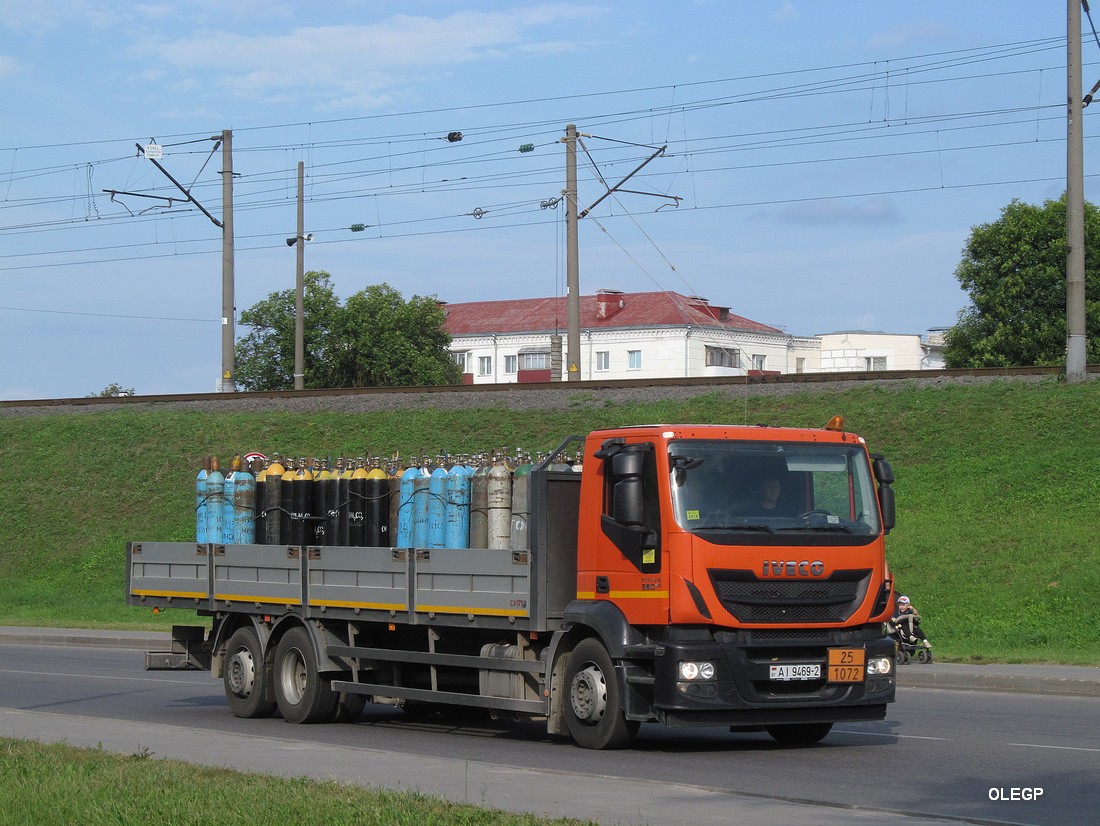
[309,599,407,611]
[415,604,529,617]
[574,591,668,600]
[215,593,301,605]
[132,589,206,600]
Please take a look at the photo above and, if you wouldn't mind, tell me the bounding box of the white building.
[443,290,944,383]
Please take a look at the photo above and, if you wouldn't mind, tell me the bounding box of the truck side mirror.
[878,483,896,533]
[872,457,894,485]
[612,450,645,526]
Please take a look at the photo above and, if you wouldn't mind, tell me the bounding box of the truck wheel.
[273,627,338,724]
[223,627,276,718]
[765,723,833,745]
[564,638,639,750]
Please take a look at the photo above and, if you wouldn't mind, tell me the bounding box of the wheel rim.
[279,645,308,705]
[570,662,608,724]
[227,646,256,698]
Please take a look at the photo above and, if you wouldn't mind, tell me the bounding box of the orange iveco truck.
[127,419,898,749]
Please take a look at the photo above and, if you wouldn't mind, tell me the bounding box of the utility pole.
[219,129,236,393]
[564,124,581,382]
[294,161,305,391]
[1067,0,1088,383]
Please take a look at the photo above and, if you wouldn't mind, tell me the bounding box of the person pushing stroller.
[890,595,933,663]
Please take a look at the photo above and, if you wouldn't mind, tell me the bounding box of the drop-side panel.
[412,547,530,621]
[212,544,302,609]
[127,542,211,610]
[306,545,411,621]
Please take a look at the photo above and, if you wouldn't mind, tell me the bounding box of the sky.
[2,1,1096,399]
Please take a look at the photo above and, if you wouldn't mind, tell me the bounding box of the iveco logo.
[762,560,825,577]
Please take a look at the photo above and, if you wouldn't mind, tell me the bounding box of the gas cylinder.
[263,454,286,545]
[572,449,584,472]
[253,458,268,542]
[445,463,471,549]
[222,455,239,544]
[231,455,256,544]
[196,456,210,543]
[427,459,449,548]
[348,459,369,546]
[315,459,337,546]
[279,459,297,543]
[289,458,313,547]
[334,458,351,546]
[365,458,390,547]
[205,456,226,544]
[487,455,513,550]
[397,460,422,547]
[385,455,401,546]
[469,454,490,549]
[509,452,532,551]
[411,456,432,548]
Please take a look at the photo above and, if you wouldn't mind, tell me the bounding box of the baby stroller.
[889,596,933,664]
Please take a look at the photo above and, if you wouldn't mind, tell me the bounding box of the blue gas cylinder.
[411,461,432,548]
[196,456,210,543]
[231,458,256,544]
[205,457,226,543]
[427,464,449,548]
[397,464,421,547]
[445,464,471,549]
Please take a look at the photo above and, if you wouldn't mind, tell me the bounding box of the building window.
[751,354,766,371]
[478,356,492,376]
[503,355,517,374]
[628,350,642,370]
[519,352,549,370]
[452,352,468,372]
[595,351,610,371]
[866,356,887,371]
[705,345,740,368]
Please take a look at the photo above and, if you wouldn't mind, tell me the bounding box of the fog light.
[678,661,716,681]
[866,656,893,676]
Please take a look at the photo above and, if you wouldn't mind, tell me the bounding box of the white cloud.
[776,196,902,226]
[130,6,604,109]
[868,23,952,50]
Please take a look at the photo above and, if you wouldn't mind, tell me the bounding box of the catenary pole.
[294,161,305,391]
[220,129,236,392]
[1067,0,1088,382]
[564,124,581,382]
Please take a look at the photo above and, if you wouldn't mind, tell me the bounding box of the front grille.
[709,568,871,623]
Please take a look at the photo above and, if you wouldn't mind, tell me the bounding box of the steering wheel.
[798,509,832,520]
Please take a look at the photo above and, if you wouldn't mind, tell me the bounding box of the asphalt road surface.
[2,642,1097,825]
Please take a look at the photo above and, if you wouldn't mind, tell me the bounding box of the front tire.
[766,722,833,745]
[564,638,639,750]
[223,627,276,718]
[273,627,338,724]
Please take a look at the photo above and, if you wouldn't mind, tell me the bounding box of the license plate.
[769,663,821,681]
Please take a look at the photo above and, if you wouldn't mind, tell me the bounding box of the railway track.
[0,365,1088,409]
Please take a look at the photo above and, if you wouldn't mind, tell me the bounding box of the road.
[1,642,1097,825]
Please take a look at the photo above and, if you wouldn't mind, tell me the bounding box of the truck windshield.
[668,439,881,538]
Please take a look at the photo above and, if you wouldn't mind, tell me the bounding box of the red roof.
[443,291,782,336]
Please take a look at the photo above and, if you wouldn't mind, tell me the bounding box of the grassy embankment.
[0,738,591,825]
[0,377,1096,663]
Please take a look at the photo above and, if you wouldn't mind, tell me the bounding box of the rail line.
[1,365,1090,410]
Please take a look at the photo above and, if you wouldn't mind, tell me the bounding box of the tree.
[944,196,1100,368]
[88,382,134,398]
[234,272,461,390]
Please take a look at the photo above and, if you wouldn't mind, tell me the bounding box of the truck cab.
[561,422,896,748]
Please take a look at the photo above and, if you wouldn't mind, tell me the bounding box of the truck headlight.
[866,656,893,676]
[678,661,716,681]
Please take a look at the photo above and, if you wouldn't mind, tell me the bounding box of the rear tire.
[273,627,338,724]
[223,627,276,718]
[766,722,833,745]
[564,638,639,750]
